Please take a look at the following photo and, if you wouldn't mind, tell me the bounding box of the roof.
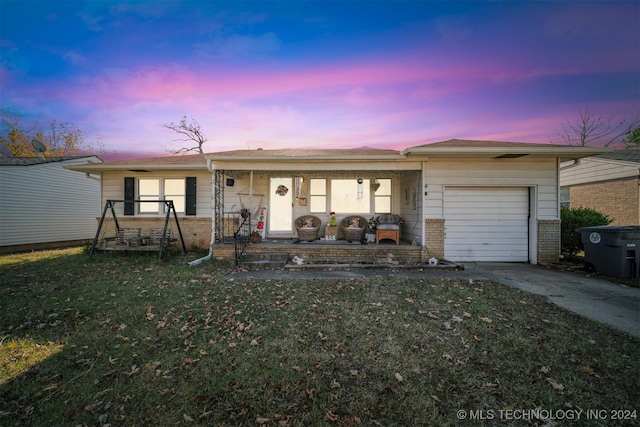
[594,149,640,164]
[0,156,101,166]
[64,139,612,173]
[207,148,401,160]
[402,139,609,161]
[66,153,208,172]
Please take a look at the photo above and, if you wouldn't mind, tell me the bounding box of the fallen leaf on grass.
[256,417,270,424]
[183,413,194,422]
[326,409,340,422]
[546,377,565,391]
[394,372,403,382]
[478,317,493,323]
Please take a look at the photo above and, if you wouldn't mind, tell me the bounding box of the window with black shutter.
[124,177,135,215]
[186,177,197,215]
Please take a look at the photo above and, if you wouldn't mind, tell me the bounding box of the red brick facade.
[569,177,640,225]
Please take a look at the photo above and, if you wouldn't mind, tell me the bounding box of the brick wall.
[98,217,211,250]
[569,177,639,225]
[537,219,560,264]
[425,218,445,259]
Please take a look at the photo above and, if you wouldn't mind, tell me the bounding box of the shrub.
[561,207,612,255]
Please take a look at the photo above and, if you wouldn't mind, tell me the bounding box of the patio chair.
[295,215,321,241]
[376,214,403,244]
[341,215,367,242]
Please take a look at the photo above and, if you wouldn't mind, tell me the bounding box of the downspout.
[189,158,216,266]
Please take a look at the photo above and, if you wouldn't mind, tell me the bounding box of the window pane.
[375,197,391,213]
[165,179,184,195]
[139,179,159,195]
[376,179,391,195]
[331,179,370,213]
[310,179,326,195]
[310,196,326,213]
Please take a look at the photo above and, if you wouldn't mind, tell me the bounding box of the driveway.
[227,262,640,338]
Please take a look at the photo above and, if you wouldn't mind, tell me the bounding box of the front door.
[269,177,293,235]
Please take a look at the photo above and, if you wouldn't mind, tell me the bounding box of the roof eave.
[401,146,611,161]
[65,164,208,173]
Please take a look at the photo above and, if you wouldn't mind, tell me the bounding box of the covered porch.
[207,148,426,266]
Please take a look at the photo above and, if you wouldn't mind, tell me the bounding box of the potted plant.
[366,216,377,242]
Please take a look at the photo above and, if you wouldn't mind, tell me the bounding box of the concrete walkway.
[227,262,640,338]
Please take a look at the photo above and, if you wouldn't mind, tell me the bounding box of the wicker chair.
[295,215,321,241]
[376,214,403,244]
[341,215,367,242]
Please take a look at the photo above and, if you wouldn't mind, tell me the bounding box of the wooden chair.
[341,215,367,242]
[295,215,321,241]
[376,214,403,244]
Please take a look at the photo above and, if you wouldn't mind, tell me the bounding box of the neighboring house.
[0,156,102,253]
[68,140,605,264]
[560,150,640,225]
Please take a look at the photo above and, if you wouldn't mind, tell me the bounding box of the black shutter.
[124,177,135,215]
[186,177,197,215]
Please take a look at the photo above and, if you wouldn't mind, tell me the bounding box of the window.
[125,177,196,215]
[309,178,326,213]
[139,178,162,213]
[560,187,570,209]
[165,178,186,213]
[374,178,391,213]
[331,179,370,213]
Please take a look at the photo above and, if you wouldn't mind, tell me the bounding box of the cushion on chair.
[347,217,361,228]
[377,214,400,225]
[377,224,399,230]
[302,217,314,228]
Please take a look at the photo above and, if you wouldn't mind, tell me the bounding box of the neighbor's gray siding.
[0,158,101,247]
[560,157,639,186]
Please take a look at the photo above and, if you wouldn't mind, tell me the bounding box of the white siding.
[444,187,529,262]
[560,158,639,186]
[101,171,212,218]
[424,158,558,220]
[0,158,101,247]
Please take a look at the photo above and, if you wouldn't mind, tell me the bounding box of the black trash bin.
[578,226,640,279]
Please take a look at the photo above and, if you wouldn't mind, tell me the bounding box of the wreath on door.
[276,185,288,196]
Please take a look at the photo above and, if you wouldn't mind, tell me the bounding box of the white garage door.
[444,187,529,262]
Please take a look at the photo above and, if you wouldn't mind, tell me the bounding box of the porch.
[211,237,457,270]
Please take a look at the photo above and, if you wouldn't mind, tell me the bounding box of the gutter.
[188,158,215,266]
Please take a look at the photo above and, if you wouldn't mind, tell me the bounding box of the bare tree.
[163,116,207,154]
[554,108,640,147]
[0,108,96,157]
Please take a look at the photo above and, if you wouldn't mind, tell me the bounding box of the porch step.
[238,251,289,269]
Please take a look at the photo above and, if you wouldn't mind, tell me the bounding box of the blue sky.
[1,0,638,159]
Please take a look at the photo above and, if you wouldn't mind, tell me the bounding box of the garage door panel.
[445,187,529,262]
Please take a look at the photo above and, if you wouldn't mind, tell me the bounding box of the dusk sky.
[1,1,638,160]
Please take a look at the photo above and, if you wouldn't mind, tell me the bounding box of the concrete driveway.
[227,262,640,339]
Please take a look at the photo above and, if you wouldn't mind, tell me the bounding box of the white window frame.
[137,178,185,214]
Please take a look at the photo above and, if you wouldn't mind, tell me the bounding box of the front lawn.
[1,249,638,426]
